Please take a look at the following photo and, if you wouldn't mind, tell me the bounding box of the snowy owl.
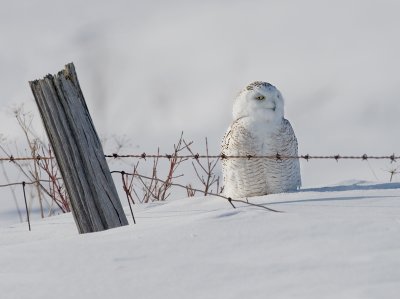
[221,81,301,198]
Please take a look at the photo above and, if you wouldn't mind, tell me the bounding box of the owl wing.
[221,119,268,197]
[280,119,298,154]
[279,118,301,188]
[221,118,257,157]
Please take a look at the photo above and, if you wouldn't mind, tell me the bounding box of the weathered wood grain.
[29,63,129,233]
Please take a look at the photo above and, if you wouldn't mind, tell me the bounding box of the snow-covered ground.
[1,0,400,226]
[1,181,399,299]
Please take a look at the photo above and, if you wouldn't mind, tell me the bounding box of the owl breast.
[221,118,301,198]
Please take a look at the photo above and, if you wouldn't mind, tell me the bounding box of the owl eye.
[255,95,265,101]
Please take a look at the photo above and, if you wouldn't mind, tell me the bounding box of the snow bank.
[1,183,399,299]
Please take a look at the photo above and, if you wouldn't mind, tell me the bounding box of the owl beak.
[264,102,276,111]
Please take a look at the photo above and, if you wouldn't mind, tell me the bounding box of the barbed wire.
[0,155,53,162]
[111,170,282,213]
[1,151,398,231]
[0,179,55,188]
[0,180,54,231]
[106,153,399,162]
[0,153,398,162]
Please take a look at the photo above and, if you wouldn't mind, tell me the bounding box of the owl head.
[232,81,284,123]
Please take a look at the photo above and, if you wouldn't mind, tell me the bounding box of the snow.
[1,0,400,226]
[1,182,399,299]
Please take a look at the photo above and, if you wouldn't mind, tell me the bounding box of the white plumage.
[221,81,301,198]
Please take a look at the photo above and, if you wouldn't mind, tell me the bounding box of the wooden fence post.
[29,63,129,233]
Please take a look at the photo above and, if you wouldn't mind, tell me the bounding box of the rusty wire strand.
[105,153,399,161]
[0,179,56,188]
[0,155,52,162]
[1,153,398,162]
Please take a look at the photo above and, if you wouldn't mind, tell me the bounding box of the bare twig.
[38,146,70,212]
[128,133,190,203]
[184,137,220,195]
[120,171,136,224]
